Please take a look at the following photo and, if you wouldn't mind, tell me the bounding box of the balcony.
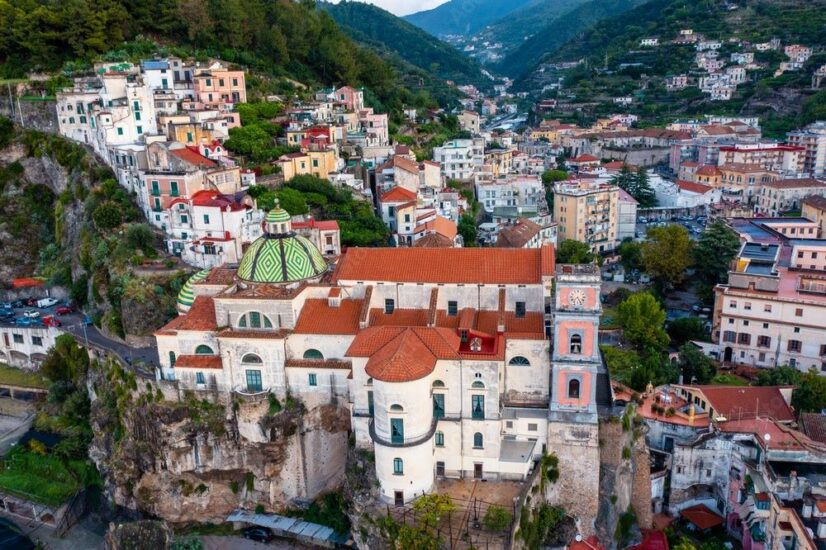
[368,417,438,448]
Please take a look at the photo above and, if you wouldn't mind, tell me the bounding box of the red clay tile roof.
[334,246,554,285]
[294,298,363,335]
[380,186,417,203]
[368,308,429,327]
[799,412,826,444]
[157,296,217,333]
[171,147,218,168]
[680,505,723,530]
[803,195,826,210]
[570,154,599,162]
[413,233,455,247]
[695,165,721,176]
[348,326,461,382]
[414,216,457,240]
[190,190,247,210]
[691,385,794,422]
[629,531,669,550]
[677,180,714,194]
[284,359,352,370]
[497,218,542,248]
[174,355,223,370]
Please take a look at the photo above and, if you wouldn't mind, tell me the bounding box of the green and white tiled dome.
[177,269,210,308]
[237,202,327,284]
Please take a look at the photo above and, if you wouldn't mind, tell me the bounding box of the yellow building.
[553,181,619,253]
[277,149,337,181]
[802,195,826,237]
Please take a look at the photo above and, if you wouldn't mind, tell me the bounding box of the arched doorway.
[724,347,733,363]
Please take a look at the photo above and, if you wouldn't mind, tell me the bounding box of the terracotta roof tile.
[690,385,795,422]
[414,216,457,240]
[333,246,554,285]
[680,504,724,530]
[496,218,541,248]
[763,178,826,189]
[677,180,714,194]
[799,412,826,444]
[803,194,826,210]
[368,308,429,327]
[170,147,218,168]
[157,296,217,333]
[413,233,454,247]
[174,355,223,369]
[380,186,417,203]
[695,165,721,176]
[294,298,363,335]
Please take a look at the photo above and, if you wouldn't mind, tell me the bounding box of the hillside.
[403,0,533,37]
[473,0,590,54]
[0,0,453,114]
[322,1,488,87]
[496,0,648,79]
[516,0,826,136]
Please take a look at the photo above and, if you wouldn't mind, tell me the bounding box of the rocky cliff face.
[88,362,350,523]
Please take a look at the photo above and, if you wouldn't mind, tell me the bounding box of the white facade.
[433,138,485,181]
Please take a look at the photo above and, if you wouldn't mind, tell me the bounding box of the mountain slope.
[322,1,487,86]
[496,0,648,79]
[403,0,533,37]
[474,0,590,53]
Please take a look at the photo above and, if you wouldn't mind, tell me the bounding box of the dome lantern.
[264,200,292,235]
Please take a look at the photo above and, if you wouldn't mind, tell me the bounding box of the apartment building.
[432,138,485,181]
[553,181,619,253]
[716,143,805,173]
[755,178,826,216]
[713,218,826,371]
[475,175,545,222]
[787,122,826,178]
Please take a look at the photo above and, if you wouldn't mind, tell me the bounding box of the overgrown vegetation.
[518,503,567,549]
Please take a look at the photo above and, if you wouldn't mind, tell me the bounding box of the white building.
[475,175,545,222]
[432,138,485,181]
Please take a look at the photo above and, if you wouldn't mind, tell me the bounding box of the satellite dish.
[764,434,771,442]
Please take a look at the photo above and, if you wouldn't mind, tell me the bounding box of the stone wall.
[0,98,58,134]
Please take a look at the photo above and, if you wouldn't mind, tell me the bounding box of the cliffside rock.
[103,520,172,550]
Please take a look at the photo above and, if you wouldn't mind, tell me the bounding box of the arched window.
[473,432,483,449]
[241,353,263,364]
[195,345,214,355]
[169,351,176,366]
[238,312,273,329]
[366,377,373,385]
[471,381,485,389]
[570,334,582,354]
[568,378,581,399]
[303,349,324,360]
[432,380,445,388]
[393,458,403,475]
[390,404,404,412]
[508,356,530,366]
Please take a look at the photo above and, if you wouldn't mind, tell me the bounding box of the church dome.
[237,202,327,284]
[177,269,210,311]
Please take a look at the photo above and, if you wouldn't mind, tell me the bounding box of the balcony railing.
[369,417,438,448]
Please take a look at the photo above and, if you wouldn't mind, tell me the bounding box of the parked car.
[10,300,25,308]
[42,315,61,328]
[15,317,33,327]
[55,306,73,316]
[37,297,59,308]
[242,527,273,543]
[82,315,93,326]
[25,298,38,307]
[23,310,40,319]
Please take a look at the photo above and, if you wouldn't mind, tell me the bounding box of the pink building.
[334,86,364,112]
[193,66,246,109]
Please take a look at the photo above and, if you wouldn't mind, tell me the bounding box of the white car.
[23,310,40,319]
[37,297,59,308]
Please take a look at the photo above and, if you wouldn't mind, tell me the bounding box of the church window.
[473,432,483,449]
[303,349,324,360]
[568,378,581,399]
[195,345,213,355]
[391,419,404,444]
[471,381,485,389]
[390,404,404,412]
[432,380,445,387]
[570,334,582,354]
[471,395,484,419]
[508,356,530,366]
[245,370,262,392]
[241,353,262,364]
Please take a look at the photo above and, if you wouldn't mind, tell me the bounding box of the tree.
[694,219,740,299]
[458,213,477,246]
[40,334,89,383]
[616,292,669,354]
[92,201,123,231]
[755,365,801,387]
[791,369,826,413]
[483,505,512,531]
[667,317,707,346]
[677,343,716,385]
[413,494,455,528]
[125,223,154,251]
[276,188,308,214]
[556,239,594,264]
[541,169,568,184]
[642,225,693,290]
[610,165,656,207]
[617,238,643,272]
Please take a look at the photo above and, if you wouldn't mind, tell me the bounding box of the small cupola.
[263,200,292,235]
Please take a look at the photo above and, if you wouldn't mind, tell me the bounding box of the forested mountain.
[403,0,533,37]
[473,0,589,53]
[495,0,647,78]
[322,1,488,86]
[0,0,455,113]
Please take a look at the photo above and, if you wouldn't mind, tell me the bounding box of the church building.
[154,202,607,529]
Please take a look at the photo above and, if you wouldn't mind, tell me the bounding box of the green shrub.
[482,505,512,531]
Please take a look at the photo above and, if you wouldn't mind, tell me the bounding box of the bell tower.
[546,263,603,536]
[550,264,602,422]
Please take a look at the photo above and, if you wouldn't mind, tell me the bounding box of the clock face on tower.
[568,288,586,307]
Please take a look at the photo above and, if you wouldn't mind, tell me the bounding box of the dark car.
[11,300,25,308]
[55,306,73,315]
[242,527,274,543]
